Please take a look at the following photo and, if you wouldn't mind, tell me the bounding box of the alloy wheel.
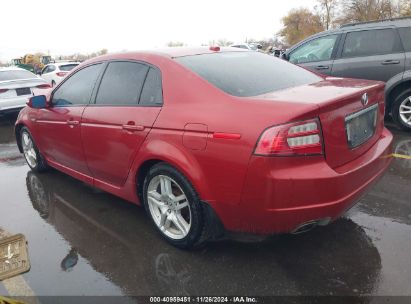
[22,131,37,168]
[399,97,411,126]
[147,175,191,240]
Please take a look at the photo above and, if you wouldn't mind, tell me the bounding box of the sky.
[0,0,317,62]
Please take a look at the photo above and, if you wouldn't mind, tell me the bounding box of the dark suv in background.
[283,17,411,131]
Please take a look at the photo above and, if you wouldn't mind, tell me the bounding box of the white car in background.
[40,62,80,87]
[0,67,49,114]
[230,43,262,51]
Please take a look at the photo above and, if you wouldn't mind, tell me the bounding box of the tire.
[142,162,205,249]
[20,127,49,172]
[392,89,411,131]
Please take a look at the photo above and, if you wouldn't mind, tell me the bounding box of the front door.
[81,61,163,187]
[36,63,103,180]
[288,34,340,76]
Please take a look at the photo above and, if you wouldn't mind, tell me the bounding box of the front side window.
[176,52,321,97]
[95,61,149,106]
[342,29,402,58]
[398,27,411,52]
[289,35,338,64]
[52,63,102,106]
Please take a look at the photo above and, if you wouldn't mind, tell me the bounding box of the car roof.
[85,47,249,63]
[340,16,411,30]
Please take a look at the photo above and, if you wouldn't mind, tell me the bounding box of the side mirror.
[37,71,42,76]
[27,95,48,109]
[281,53,289,61]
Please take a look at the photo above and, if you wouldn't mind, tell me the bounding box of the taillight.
[254,118,324,156]
[56,72,67,77]
[0,89,8,94]
[36,84,52,89]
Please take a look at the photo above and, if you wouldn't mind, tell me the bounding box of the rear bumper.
[0,96,29,112]
[217,128,393,234]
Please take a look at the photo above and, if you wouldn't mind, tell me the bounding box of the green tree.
[279,8,324,45]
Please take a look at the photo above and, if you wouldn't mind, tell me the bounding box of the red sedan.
[15,47,393,248]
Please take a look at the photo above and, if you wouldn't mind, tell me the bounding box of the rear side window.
[59,64,79,71]
[342,29,403,58]
[140,68,163,105]
[0,70,36,81]
[53,63,102,106]
[176,52,321,97]
[96,62,149,106]
[398,27,411,52]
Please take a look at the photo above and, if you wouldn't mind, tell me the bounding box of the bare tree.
[338,0,399,24]
[167,41,184,47]
[315,0,341,29]
[216,38,233,46]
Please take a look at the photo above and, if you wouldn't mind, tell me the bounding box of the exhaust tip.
[291,217,332,235]
[291,220,318,234]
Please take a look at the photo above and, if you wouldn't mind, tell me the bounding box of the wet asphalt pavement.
[0,113,410,298]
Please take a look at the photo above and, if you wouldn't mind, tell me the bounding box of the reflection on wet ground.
[0,115,410,297]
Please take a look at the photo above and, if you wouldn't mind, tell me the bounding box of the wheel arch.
[15,123,25,153]
[386,73,411,114]
[132,140,213,203]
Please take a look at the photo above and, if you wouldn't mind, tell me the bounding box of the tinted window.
[342,29,402,58]
[53,64,102,106]
[140,68,163,105]
[399,27,411,52]
[0,70,36,81]
[176,52,321,97]
[59,64,79,71]
[96,62,149,106]
[290,35,338,64]
[48,65,56,73]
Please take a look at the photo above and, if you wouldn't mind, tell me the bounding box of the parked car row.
[282,17,411,131]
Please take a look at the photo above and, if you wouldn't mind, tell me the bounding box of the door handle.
[66,120,79,126]
[122,124,145,132]
[315,65,329,70]
[381,60,400,65]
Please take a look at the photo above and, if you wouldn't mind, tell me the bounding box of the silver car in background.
[0,67,49,114]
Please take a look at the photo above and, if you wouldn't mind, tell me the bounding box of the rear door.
[81,61,163,187]
[288,34,340,75]
[331,28,405,81]
[36,63,103,181]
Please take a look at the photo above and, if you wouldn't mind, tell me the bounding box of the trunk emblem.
[361,93,369,106]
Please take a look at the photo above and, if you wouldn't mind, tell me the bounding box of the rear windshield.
[0,70,37,81]
[59,64,79,71]
[176,52,321,97]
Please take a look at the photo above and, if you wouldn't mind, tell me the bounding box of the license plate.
[15,87,31,96]
[0,234,30,281]
[345,104,378,149]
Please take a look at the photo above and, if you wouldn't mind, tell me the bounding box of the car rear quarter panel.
[128,58,322,213]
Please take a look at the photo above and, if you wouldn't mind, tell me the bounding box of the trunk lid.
[254,77,386,168]
[0,78,47,100]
